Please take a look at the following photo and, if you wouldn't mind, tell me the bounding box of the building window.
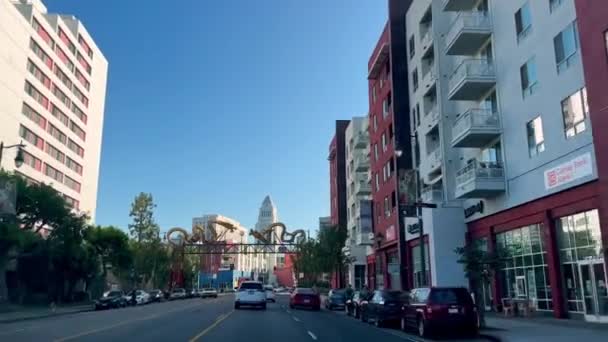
[561,87,588,138]
[375,173,379,191]
[22,103,46,130]
[78,35,94,59]
[64,195,79,209]
[44,163,64,183]
[64,175,81,193]
[549,0,563,13]
[71,103,88,125]
[48,123,67,145]
[75,69,90,91]
[374,143,379,161]
[58,28,76,55]
[27,59,50,89]
[556,210,603,313]
[520,57,538,98]
[527,116,545,157]
[412,244,430,288]
[32,18,54,48]
[384,196,390,217]
[554,21,579,73]
[412,68,419,91]
[409,35,415,59]
[68,139,84,157]
[382,165,387,182]
[51,104,70,127]
[19,125,44,150]
[55,45,74,72]
[24,81,49,109]
[372,86,377,104]
[29,39,52,69]
[389,157,395,174]
[383,93,392,118]
[496,224,552,311]
[52,85,71,108]
[77,53,92,75]
[388,123,393,140]
[72,86,89,108]
[381,133,387,152]
[69,120,86,141]
[373,114,378,132]
[22,151,42,171]
[515,2,533,43]
[605,30,608,60]
[45,143,65,164]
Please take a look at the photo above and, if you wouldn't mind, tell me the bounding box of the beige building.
[0,0,108,223]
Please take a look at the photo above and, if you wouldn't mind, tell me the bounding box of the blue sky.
[44,0,387,233]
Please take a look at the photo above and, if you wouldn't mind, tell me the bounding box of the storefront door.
[577,259,608,322]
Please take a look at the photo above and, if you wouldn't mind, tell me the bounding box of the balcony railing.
[355,153,370,171]
[353,132,369,149]
[421,184,443,203]
[422,67,437,95]
[455,160,505,198]
[448,59,496,101]
[420,29,434,57]
[445,12,492,56]
[354,181,372,195]
[451,108,501,147]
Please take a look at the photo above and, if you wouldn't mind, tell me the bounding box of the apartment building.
[367,0,413,291]
[405,0,608,322]
[0,0,108,223]
[343,117,373,289]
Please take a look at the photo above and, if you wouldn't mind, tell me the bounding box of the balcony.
[455,160,505,199]
[424,105,440,131]
[423,147,442,174]
[355,228,372,246]
[354,180,372,195]
[443,0,480,11]
[421,184,443,203]
[368,43,390,79]
[451,108,501,148]
[445,12,492,56]
[421,68,437,97]
[355,153,370,172]
[353,132,369,149]
[420,29,434,58]
[448,59,496,101]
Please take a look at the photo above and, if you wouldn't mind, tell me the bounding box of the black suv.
[95,290,127,310]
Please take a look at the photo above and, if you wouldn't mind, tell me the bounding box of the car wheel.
[234,303,240,310]
[400,317,407,331]
[360,311,367,323]
[345,306,350,316]
[418,317,428,338]
[354,308,359,318]
[374,318,383,328]
[261,303,267,310]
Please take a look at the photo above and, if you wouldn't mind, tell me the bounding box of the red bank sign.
[544,153,593,190]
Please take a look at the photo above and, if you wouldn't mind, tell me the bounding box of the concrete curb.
[0,307,93,324]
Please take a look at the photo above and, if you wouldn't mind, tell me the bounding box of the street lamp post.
[0,141,27,169]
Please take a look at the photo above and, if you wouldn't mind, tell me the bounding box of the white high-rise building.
[344,117,373,289]
[0,0,108,223]
[251,195,280,283]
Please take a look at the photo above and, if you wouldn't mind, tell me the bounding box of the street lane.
[1,294,492,342]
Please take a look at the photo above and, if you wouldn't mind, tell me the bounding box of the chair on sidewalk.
[502,298,515,317]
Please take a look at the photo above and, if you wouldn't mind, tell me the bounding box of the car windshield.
[430,288,473,305]
[105,291,122,297]
[239,283,263,291]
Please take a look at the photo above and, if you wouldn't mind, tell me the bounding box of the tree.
[0,222,21,303]
[16,179,71,233]
[85,226,132,277]
[455,244,501,328]
[128,193,159,243]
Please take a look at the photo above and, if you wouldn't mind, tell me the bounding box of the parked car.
[169,288,187,300]
[401,287,478,338]
[148,289,164,303]
[346,291,370,318]
[235,281,266,310]
[289,288,321,310]
[186,288,197,298]
[125,290,150,305]
[95,290,127,310]
[361,290,409,327]
[325,289,347,310]
[264,285,276,302]
[200,288,218,298]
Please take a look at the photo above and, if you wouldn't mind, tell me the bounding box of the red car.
[401,287,479,338]
[289,288,320,310]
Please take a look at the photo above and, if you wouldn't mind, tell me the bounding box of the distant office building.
[318,216,332,232]
[192,214,248,274]
[0,0,108,223]
[251,195,280,283]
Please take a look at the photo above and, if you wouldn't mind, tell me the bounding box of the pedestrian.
[345,284,354,299]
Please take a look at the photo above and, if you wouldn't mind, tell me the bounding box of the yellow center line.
[188,310,234,342]
[53,302,204,342]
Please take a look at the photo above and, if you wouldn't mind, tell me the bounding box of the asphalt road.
[0,294,491,342]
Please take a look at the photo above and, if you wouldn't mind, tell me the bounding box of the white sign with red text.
[544,153,593,190]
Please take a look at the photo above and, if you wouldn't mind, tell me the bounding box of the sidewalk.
[0,303,93,324]
[482,314,608,341]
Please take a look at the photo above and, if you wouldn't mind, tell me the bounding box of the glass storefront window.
[412,243,430,288]
[496,224,552,311]
[556,209,604,314]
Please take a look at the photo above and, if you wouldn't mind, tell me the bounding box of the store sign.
[544,153,593,190]
[386,225,396,241]
[407,222,421,235]
[464,201,484,219]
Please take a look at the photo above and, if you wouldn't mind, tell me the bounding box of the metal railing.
[456,160,504,186]
[421,29,433,49]
[353,132,369,148]
[355,181,371,194]
[422,67,437,88]
[449,59,495,93]
[421,184,443,203]
[452,108,500,139]
[445,12,492,51]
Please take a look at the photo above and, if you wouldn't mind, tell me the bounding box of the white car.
[169,288,187,300]
[264,285,276,302]
[200,288,218,298]
[235,281,266,310]
[134,290,150,305]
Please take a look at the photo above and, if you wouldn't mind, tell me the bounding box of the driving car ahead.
[200,288,218,298]
[325,289,347,310]
[95,290,127,310]
[264,285,275,302]
[289,288,321,310]
[235,281,266,310]
[361,290,409,327]
[401,287,478,338]
[169,288,187,300]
